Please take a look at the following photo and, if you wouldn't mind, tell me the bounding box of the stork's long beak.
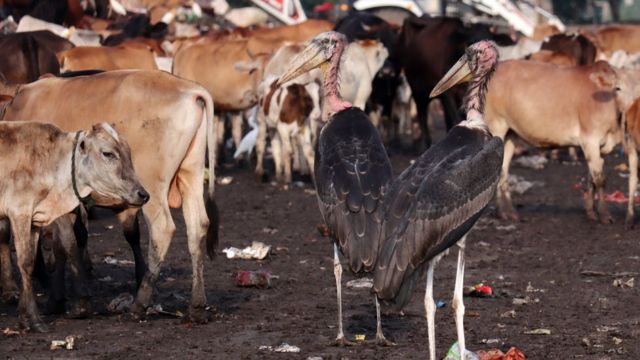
[430,54,473,98]
[277,42,327,86]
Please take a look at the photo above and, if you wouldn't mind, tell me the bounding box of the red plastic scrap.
[477,347,525,360]
[469,283,493,297]
[234,270,271,288]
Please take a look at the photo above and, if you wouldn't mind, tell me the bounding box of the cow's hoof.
[21,319,49,333]
[1,290,19,304]
[182,305,208,324]
[130,301,147,321]
[67,298,90,319]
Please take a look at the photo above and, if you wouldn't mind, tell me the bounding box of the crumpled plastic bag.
[223,241,271,260]
[477,347,526,360]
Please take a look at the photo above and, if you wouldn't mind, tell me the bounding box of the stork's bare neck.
[324,41,352,116]
[461,42,499,127]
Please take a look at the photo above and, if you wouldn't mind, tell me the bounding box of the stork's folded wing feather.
[315,108,393,273]
[374,126,503,307]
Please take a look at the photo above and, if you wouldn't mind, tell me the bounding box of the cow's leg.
[278,123,294,184]
[0,219,19,303]
[116,208,146,287]
[231,112,243,150]
[271,134,283,183]
[58,217,91,319]
[41,225,67,315]
[255,110,268,180]
[496,135,518,220]
[414,92,431,151]
[582,142,610,223]
[176,119,210,324]
[299,126,315,182]
[215,114,225,148]
[11,215,47,332]
[131,197,176,319]
[626,141,638,228]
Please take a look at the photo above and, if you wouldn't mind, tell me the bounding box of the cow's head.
[75,123,149,208]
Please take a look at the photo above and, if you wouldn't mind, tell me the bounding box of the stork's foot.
[625,214,635,230]
[375,335,396,347]
[182,305,208,324]
[334,336,357,347]
[497,209,519,222]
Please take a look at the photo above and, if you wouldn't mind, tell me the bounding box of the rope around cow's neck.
[72,131,96,209]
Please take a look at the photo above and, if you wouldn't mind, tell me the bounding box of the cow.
[526,50,577,66]
[0,121,148,332]
[585,25,640,57]
[173,21,332,156]
[484,60,624,224]
[399,16,513,149]
[254,40,388,180]
[1,70,218,324]
[540,33,597,66]
[57,45,158,72]
[0,30,74,83]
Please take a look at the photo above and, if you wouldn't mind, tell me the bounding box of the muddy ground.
[2,132,640,359]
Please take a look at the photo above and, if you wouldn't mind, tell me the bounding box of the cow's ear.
[589,71,617,89]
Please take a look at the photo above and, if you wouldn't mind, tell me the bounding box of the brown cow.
[527,50,577,66]
[0,121,148,332]
[0,30,74,83]
[587,25,640,56]
[1,70,218,324]
[485,60,623,223]
[57,45,158,72]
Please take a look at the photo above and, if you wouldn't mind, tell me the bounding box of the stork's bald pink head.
[430,40,499,98]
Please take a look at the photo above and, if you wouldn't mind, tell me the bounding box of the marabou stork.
[373,41,504,359]
[278,31,394,346]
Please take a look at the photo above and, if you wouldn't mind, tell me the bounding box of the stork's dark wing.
[315,108,393,273]
[374,126,503,307]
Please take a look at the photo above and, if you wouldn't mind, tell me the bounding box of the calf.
[0,122,147,332]
[485,60,623,223]
[57,45,158,72]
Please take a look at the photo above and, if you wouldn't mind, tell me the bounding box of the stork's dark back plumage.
[373,125,503,308]
[315,107,393,273]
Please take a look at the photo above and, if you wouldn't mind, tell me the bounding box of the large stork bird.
[278,31,394,345]
[373,41,504,359]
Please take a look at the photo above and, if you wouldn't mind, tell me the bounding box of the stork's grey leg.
[425,260,436,360]
[452,236,467,358]
[333,243,355,346]
[375,295,395,346]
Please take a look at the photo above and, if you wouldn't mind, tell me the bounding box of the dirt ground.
[2,136,640,359]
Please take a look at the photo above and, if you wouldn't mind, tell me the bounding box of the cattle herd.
[1,1,640,358]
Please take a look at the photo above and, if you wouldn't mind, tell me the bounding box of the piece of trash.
[507,174,541,195]
[524,328,551,335]
[481,338,500,345]
[145,303,183,318]
[317,223,330,237]
[103,256,135,266]
[261,226,278,235]
[444,341,479,360]
[293,181,305,188]
[222,241,271,260]
[304,189,316,195]
[603,191,628,203]
[613,278,634,288]
[513,154,547,170]
[476,349,504,360]
[235,270,271,288]
[615,163,629,172]
[495,224,516,231]
[107,292,134,313]
[466,283,493,297]
[355,334,366,342]
[98,276,112,282]
[217,176,233,185]
[500,310,516,318]
[512,296,538,306]
[50,335,76,350]
[2,328,20,337]
[346,278,373,289]
[436,300,447,308]
[307,357,323,360]
[525,282,545,293]
[259,343,300,353]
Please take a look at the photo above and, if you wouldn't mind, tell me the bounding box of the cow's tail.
[199,89,219,260]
